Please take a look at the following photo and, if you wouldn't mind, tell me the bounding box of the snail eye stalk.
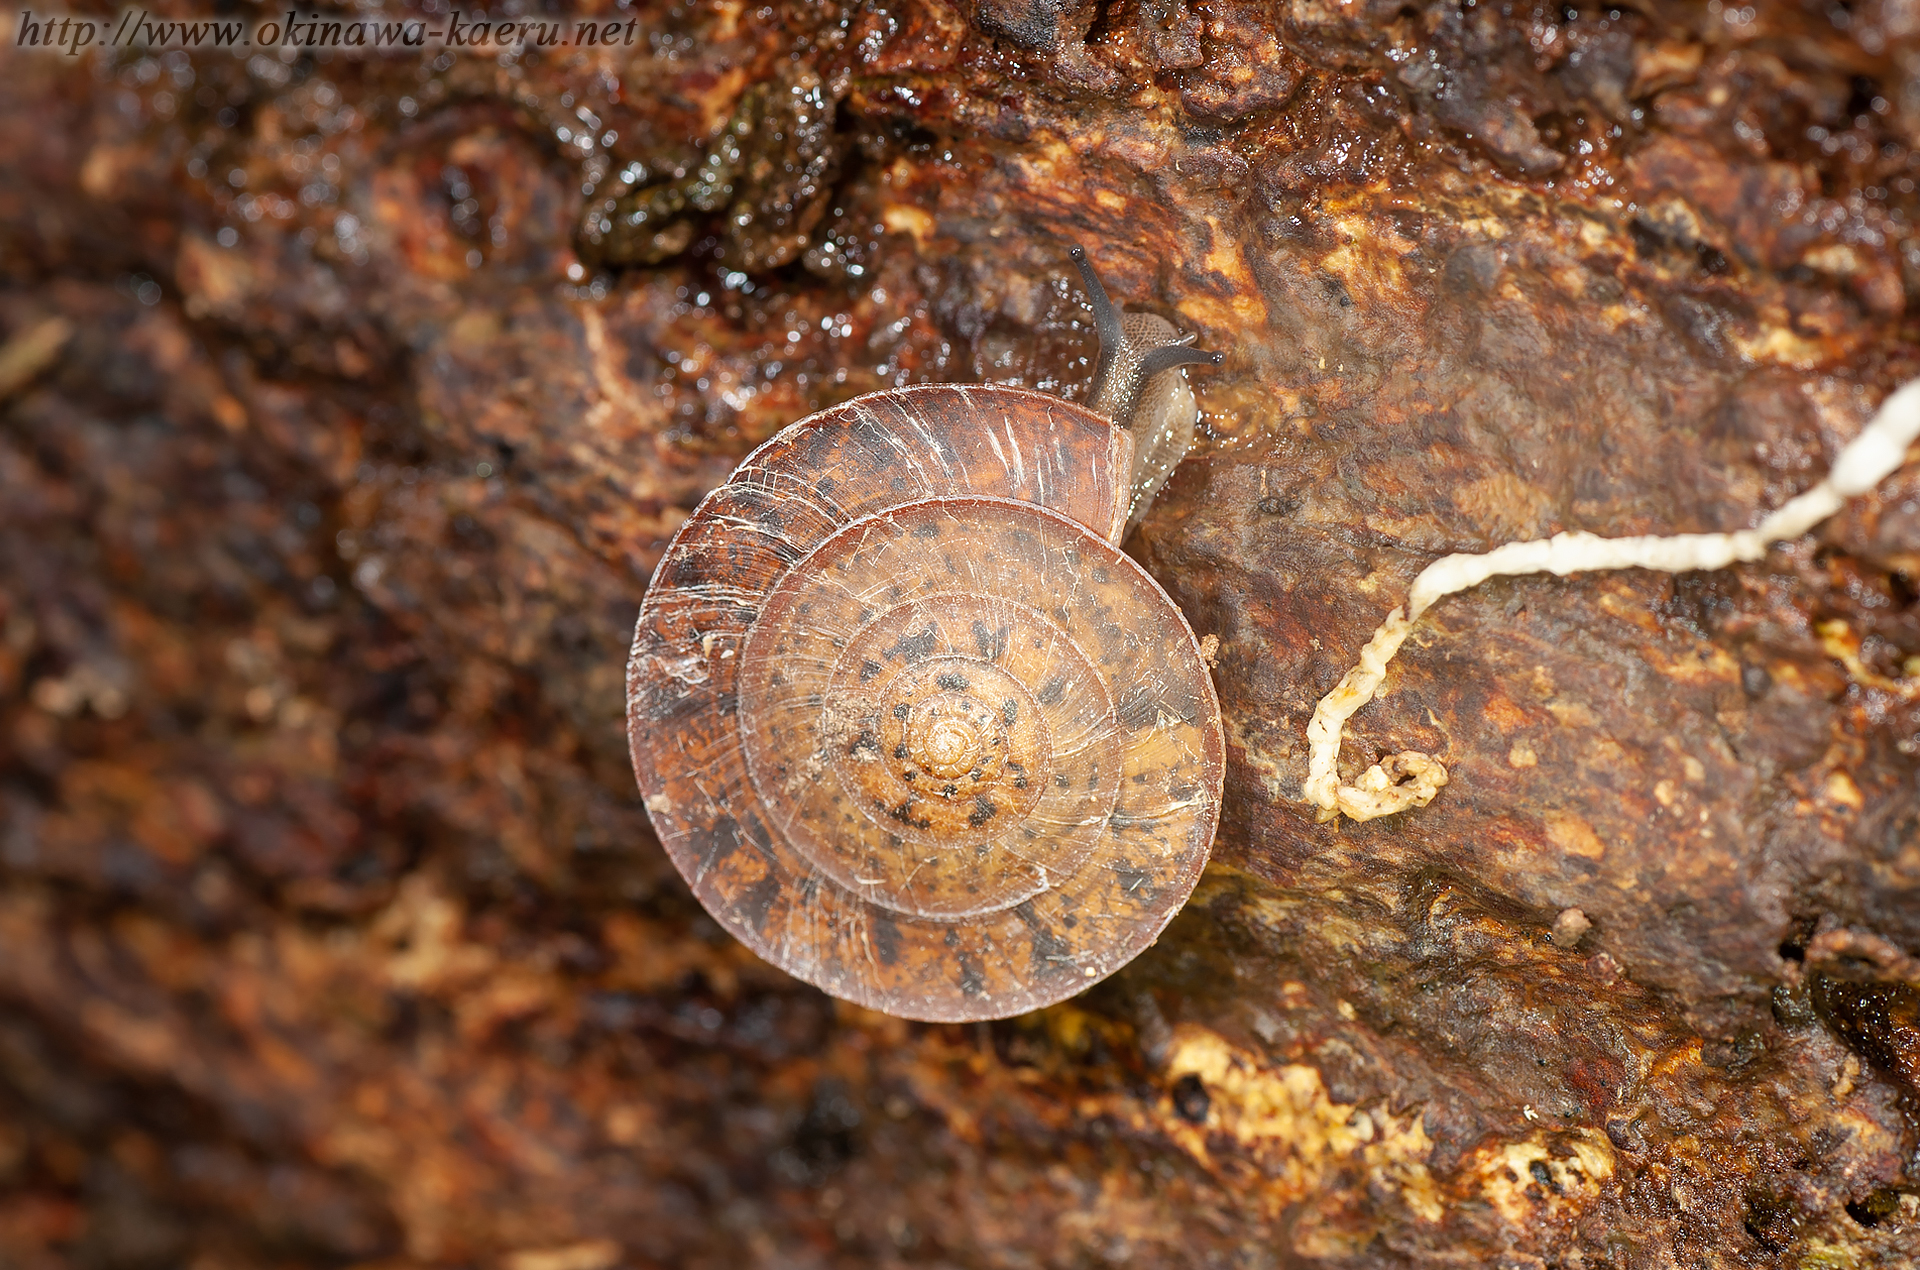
[1070,245,1221,430]
[1069,245,1124,391]
[1139,345,1225,380]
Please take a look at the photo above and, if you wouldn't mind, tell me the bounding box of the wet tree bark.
[2,2,1918,1266]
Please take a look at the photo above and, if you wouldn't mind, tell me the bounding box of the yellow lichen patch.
[1596,301,1654,333]
[880,203,935,244]
[1176,290,1268,344]
[1315,213,1418,309]
[372,875,497,992]
[1639,640,1742,688]
[1821,770,1864,812]
[1199,229,1255,295]
[1633,39,1704,92]
[1549,264,1590,298]
[1594,586,1666,634]
[1157,1026,1443,1223]
[1575,217,1617,252]
[503,1241,622,1270]
[1802,243,1865,277]
[1481,693,1532,735]
[1460,1129,1617,1227]
[1544,697,1599,728]
[1818,618,1920,699]
[1544,810,1607,860]
[1729,322,1832,371]
[1231,890,1391,962]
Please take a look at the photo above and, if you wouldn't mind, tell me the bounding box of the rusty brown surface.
[3,1,1919,1266]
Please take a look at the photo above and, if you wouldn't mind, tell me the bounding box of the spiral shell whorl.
[629,386,1224,1021]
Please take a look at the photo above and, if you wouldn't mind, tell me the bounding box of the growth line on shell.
[1305,379,1920,824]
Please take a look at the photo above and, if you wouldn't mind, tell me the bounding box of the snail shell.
[628,257,1225,1021]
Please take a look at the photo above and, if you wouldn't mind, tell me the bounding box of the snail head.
[1070,245,1223,431]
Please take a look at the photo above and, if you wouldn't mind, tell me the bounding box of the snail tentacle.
[1069,248,1222,527]
[1138,343,1225,381]
[1068,245,1124,397]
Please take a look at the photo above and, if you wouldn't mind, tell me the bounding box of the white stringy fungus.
[1305,379,1920,823]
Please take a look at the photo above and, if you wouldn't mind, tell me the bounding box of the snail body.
[628,251,1225,1021]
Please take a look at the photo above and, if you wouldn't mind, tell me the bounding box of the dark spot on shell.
[936,671,970,690]
[884,625,939,663]
[642,682,709,725]
[968,796,997,827]
[972,620,1009,660]
[667,551,712,588]
[1115,685,1161,730]
[956,953,986,996]
[884,799,931,830]
[870,911,901,965]
[1012,900,1071,967]
[735,873,780,934]
[859,660,882,682]
[1111,861,1154,899]
[1036,676,1067,706]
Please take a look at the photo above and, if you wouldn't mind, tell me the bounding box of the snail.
[627,248,1227,1021]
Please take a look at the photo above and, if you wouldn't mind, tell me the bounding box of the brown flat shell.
[628,386,1226,1020]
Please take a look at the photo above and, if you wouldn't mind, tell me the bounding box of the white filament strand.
[1305,379,1920,821]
